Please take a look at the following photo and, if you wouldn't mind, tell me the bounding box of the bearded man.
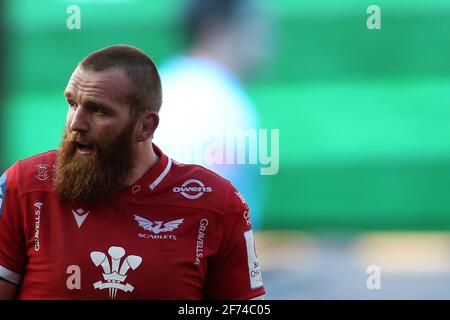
[0,45,265,300]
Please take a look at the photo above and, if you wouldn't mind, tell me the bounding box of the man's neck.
[126,141,159,187]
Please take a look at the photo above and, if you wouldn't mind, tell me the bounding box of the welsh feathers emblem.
[91,246,142,299]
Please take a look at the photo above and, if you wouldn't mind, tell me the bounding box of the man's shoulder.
[165,160,244,215]
[164,160,252,233]
[6,150,57,194]
[16,150,57,167]
[170,160,233,191]
[14,150,58,178]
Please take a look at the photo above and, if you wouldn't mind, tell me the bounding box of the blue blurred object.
[154,0,270,229]
[156,56,267,229]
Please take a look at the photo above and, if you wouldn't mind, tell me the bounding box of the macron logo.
[72,208,90,228]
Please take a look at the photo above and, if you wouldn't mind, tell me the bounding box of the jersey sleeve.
[205,184,265,300]
[0,163,27,285]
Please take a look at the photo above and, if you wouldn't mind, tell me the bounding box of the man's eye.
[93,107,104,114]
[68,100,77,109]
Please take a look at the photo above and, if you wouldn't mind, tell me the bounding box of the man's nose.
[69,106,89,133]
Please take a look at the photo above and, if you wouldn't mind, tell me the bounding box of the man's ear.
[136,110,159,142]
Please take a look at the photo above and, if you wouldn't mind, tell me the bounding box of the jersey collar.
[114,143,172,203]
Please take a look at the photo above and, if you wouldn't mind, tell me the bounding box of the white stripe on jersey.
[0,265,22,285]
[149,158,173,190]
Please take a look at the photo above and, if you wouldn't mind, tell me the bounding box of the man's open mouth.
[75,142,94,154]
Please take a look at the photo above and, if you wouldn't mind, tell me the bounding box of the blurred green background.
[2,0,450,231]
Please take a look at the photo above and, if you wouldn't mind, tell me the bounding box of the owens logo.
[173,179,212,200]
[0,173,6,217]
[91,246,142,300]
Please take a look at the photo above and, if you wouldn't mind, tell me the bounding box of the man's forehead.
[65,67,129,102]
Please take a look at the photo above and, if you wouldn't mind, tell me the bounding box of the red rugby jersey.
[0,145,265,300]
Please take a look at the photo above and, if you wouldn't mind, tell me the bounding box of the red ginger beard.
[53,120,138,204]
